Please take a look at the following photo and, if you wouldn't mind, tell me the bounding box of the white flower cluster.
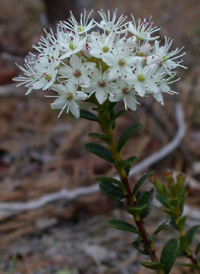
[13,9,186,118]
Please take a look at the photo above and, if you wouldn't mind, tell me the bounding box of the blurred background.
[0,0,200,273]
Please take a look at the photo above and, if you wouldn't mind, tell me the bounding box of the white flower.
[33,40,60,68]
[58,55,95,87]
[13,56,57,94]
[152,36,187,73]
[103,42,141,80]
[96,9,128,34]
[31,62,58,91]
[89,31,116,59]
[109,79,139,111]
[147,71,179,105]
[57,31,86,60]
[31,30,60,68]
[48,81,88,118]
[60,9,95,34]
[128,16,160,41]
[83,68,114,104]
[13,9,186,117]
[146,54,162,65]
[125,59,159,96]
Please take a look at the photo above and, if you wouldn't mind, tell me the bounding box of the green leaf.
[170,219,179,230]
[117,123,142,152]
[132,238,148,255]
[99,181,124,202]
[175,263,200,271]
[160,237,180,274]
[95,176,126,190]
[179,236,190,251]
[162,208,177,219]
[179,193,187,215]
[132,171,154,196]
[136,188,155,219]
[83,143,114,163]
[127,204,149,216]
[115,156,138,169]
[92,106,108,112]
[107,110,127,127]
[108,102,117,112]
[178,215,187,232]
[178,250,189,257]
[80,109,98,121]
[195,242,200,256]
[156,193,169,208]
[108,219,140,234]
[170,197,179,207]
[140,262,164,271]
[186,225,200,245]
[125,164,131,176]
[88,133,112,143]
[152,219,171,241]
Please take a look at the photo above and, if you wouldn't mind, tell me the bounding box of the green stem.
[98,110,163,274]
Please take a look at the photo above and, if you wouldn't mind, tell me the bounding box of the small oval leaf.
[176,263,200,271]
[186,225,200,245]
[117,123,142,152]
[108,219,140,234]
[95,176,126,190]
[88,133,112,143]
[136,188,155,219]
[83,143,114,163]
[195,242,200,256]
[127,204,149,216]
[132,171,154,196]
[179,235,190,251]
[80,109,98,121]
[108,102,117,111]
[132,238,148,255]
[115,156,138,169]
[92,106,108,112]
[107,110,127,127]
[160,237,180,274]
[156,193,170,208]
[178,215,187,232]
[99,181,124,201]
[152,219,171,241]
[140,262,164,271]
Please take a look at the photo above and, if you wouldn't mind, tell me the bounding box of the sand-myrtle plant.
[13,8,199,274]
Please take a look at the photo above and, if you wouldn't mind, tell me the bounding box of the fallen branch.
[0,103,185,215]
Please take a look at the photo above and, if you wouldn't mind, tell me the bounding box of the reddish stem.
[189,254,198,265]
[122,177,160,263]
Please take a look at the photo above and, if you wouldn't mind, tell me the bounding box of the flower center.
[44,74,52,82]
[69,43,75,50]
[102,46,109,53]
[122,88,129,94]
[118,59,125,66]
[78,26,84,32]
[74,70,82,78]
[162,56,168,62]
[66,93,73,100]
[98,80,106,87]
[137,74,145,82]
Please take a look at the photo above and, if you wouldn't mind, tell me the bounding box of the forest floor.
[0,0,200,273]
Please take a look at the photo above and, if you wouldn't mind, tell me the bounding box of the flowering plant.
[14,8,200,274]
[14,8,186,117]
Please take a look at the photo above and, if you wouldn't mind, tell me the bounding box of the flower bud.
[138,43,151,56]
[146,54,162,64]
